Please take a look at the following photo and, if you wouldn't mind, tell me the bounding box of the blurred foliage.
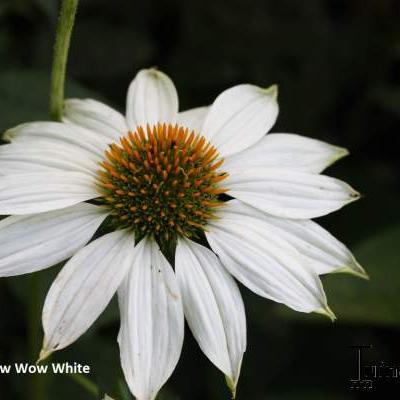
[0,70,102,133]
[0,0,400,399]
[277,224,400,326]
[325,224,400,325]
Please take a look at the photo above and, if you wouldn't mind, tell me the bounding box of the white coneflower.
[0,69,366,400]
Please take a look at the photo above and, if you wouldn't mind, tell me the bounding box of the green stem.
[29,1,80,399]
[28,275,48,400]
[49,0,79,121]
[69,374,99,397]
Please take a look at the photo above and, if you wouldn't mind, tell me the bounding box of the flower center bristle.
[97,123,228,241]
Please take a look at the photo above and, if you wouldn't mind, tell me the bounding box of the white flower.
[0,69,366,400]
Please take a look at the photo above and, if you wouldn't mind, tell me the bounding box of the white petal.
[0,142,98,176]
[175,238,246,393]
[41,230,135,356]
[220,200,367,278]
[0,172,99,215]
[0,203,108,277]
[224,133,349,174]
[206,202,329,314]
[226,167,360,219]
[201,84,278,157]
[177,106,209,132]
[118,238,184,400]
[63,98,128,141]
[3,122,108,158]
[126,69,179,130]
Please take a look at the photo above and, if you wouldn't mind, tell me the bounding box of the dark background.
[0,0,399,399]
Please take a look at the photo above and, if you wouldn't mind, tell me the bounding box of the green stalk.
[29,2,79,399]
[69,374,99,397]
[28,274,48,400]
[49,0,79,121]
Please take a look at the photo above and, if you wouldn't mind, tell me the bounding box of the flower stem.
[49,0,79,121]
[28,2,79,399]
[68,374,99,397]
[28,274,48,400]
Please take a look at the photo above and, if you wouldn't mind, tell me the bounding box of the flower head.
[97,123,227,242]
[0,68,366,400]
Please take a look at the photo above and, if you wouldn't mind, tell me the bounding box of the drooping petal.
[0,172,99,215]
[224,133,349,174]
[175,238,246,395]
[206,201,331,315]
[219,200,367,278]
[63,98,128,141]
[226,167,360,219]
[0,142,98,176]
[3,122,108,158]
[40,230,135,359]
[126,69,179,130]
[118,238,184,400]
[201,84,278,157]
[0,203,108,277]
[177,106,209,133]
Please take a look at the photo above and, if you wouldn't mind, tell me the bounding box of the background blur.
[0,0,399,399]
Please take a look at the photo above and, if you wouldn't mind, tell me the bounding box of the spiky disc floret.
[97,123,228,242]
